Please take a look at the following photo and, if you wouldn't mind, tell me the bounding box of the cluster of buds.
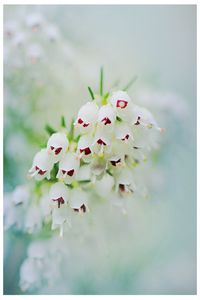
[28,84,163,236]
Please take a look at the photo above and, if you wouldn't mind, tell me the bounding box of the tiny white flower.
[51,206,69,237]
[57,152,80,184]
[20,258,41,291]
[49,182,69,208]
[77,135,93,162]
[75,102,98,133]
[12,185,30,205]
[25,204,42,233]
[45,25,60,42]
[28,149,54,181]
[4,21,18,38]
[47,132,69,162]
[132,104,161,130]
[92,127,112,156]
[115,122,134,145]
[95,173,114,198]
[69,188,88,213]
[27,44,43,63]
[108,154,124,167]
[26,13,44,31]
[115,168,135,195]
[90,156,107,176]
[97,104,116,126]
[76,164,91,181]
[40,194,52,218]
[109,90,131,110]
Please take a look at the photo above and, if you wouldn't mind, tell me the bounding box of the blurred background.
[3,5,196,295]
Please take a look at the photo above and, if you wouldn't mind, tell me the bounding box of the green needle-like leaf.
[123,75,138,91]
[61,115,66,128]
[88,86,95,100]
[100,66,104,96]
[45,124,56,135]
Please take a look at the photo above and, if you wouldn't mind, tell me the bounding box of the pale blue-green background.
[4,5,196,295]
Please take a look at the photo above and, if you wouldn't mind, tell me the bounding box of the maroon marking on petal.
[80,147,91,155]
[53,197,65,208]
[73,208,79,212]
[55,147,62,155]
[110,158,121,166]
[97,139,106,146]
[61,169,66,175]
[83,123,89,128]
[121,134,129,141]
[78,118,83,124]
[134,116,141,125]
[101,117,111,125]
[116,100,128,109]
[133,146,139,149]
[119,184,125,192]
[38,169,46,175]
[67,169,74,177]
[50,146,55,150]
[35,166,46,175]
[80,204,86,213]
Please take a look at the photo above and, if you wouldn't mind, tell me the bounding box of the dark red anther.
[119,184,125,192]
[80,204,86,213]
[134,116,141,125]
[101,117,111,125]
[50,146,55,150]
[80,147,91,155]
[67,169,74,177]
[53,197,65,208]
[62,169,66,175]
[110,158,121,166]
[78,118,83,124]
[55,147,62,155]
[122,134,129,141]
[83,123,89,128]
[97,139,106,146]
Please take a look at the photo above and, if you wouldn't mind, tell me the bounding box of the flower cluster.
[26,88,163,236]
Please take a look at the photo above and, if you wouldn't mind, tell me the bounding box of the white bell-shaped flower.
[28,149,55,181]
[26,13,44,31]
[57,152,80,184]
[77,135,93,162]
[40,194,52,219]
[20,258,42,291]
[47,132,69,162]
[90,156,107,177]
[132,104,161,130]
[110,90,131,110]
[25,204,42,233]
[92,127,112,156]
[12,185,30,205]
[115,167,136,195]
[51,206,69,236]
[49,182,69,208]
[97,104,116,126]
[115,122,134,145]
[27,44,43,64]
[108,153,124,167]
[69,188,88,213]
[76,164,91,181]
[45,25,60,42]
[95,174,115,198]
[75,102,99,133]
